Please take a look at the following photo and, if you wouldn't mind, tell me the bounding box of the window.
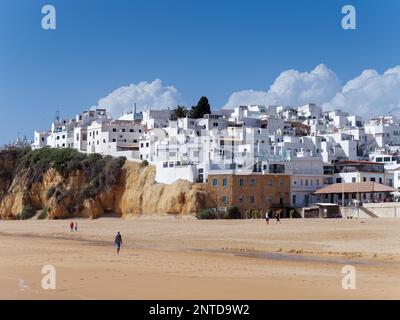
[112,139,116,142]
[222,196,228,204]
[379,178,382,184]
[249,196,255,203]
[213,179,218,187]
[370,177,376,182]
[163,162,168,168]
[352,177,356,183]
[133,139,137,143]
[239,195,243,203]
[146,143,149,147]
[222,178,228,187]
[112,128,116,132]
[250,179,256,186]
[239,178,244,186]
[268,179,273,187]
[292,195,296,204]
[363,177,367,182]
[122,129,125,132]
[130,129,134,132]
[305,179,309,186]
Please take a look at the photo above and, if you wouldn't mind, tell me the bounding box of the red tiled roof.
[314,182,396,194]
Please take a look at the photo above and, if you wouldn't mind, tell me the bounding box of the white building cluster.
[33,103,400,208]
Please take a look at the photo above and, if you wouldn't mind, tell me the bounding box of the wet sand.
[0,217,399,299]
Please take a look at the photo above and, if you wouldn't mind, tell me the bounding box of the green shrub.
[17,148,85,184]
[289,209,296,219]
[38,208,49,220]
[140,160,149,167]
[196,209,219,220]
[197,207,243,220]
[224,206,242,219]
[19,204,35,220]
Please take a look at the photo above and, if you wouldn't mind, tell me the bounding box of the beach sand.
[0,217,399,300]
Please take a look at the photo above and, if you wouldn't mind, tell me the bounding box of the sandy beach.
[0,217,399,300]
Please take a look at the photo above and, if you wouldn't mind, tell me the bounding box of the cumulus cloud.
[223,64,400,118]
[223,64,341,109]
[323,66,400,118]
[98,79,183,118]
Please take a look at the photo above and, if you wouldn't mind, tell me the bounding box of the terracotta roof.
[314,182,396,194]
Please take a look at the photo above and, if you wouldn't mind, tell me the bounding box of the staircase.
[358,206,379,218]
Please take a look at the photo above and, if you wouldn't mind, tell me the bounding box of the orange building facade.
[208,173,291,213]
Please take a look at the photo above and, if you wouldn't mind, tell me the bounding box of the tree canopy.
[169,105,188,121]
[188,96,211,119]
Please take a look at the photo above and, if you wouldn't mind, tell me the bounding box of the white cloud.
[323,67,400,118]
[223,64,341,109]
[223,64,400,119]
[98,79,183,118]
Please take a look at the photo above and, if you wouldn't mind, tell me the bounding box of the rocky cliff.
[0,148,214,219]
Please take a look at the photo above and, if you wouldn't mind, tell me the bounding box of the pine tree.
[189,96,211,119]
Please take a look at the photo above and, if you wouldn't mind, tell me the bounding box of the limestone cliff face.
[0,151,214,219]
[117,162,214,216]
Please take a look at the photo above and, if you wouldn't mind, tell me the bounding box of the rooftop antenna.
[133,102,137,121]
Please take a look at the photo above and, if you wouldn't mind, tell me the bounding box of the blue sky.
[0,0,400,145]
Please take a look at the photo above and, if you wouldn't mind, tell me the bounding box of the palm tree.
[169,105,188,121]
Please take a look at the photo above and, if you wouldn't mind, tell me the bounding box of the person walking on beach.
[265,210,270,225]
[114,232,123,255]
[276,211,281,224]
[74,221,78,231]
[70,221,74,232]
